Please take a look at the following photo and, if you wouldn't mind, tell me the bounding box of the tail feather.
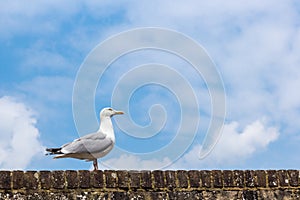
[45,147,63,155]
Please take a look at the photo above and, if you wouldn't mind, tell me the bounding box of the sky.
[0,0,300,170]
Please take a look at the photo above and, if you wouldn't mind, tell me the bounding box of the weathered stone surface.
[212,170,223,188]
[233,170,244,188]
[278,170,289,187]
[91,170,104,188]
[12,171,24,189]
[258,189,300,200]
[104,170,118,188]
[255,170,266,187]
[111,191,129,200]
[168,191,203,200]
[288,170,299,187]
[128,192,145,200]
[165,170,176,189]
[24,171,39,190]
[177,170,189,188]
[149,191,168,200]
[188,170,200,188]
[51,170,65,189]
[129,171,140,189]
[40,171,51,189]
[268,170,278,187]
[65,170,78,189]
[1,170,300,199]
[200,170,211,188]
[0,171,11,189]
[153,170,165,188]
[245,170,255,187]
[202,190,243,199]
[117,170,129,189]
[242,190,258,200]
[140,171,152,189]
[78,170,90,188]
[223,170,234,187]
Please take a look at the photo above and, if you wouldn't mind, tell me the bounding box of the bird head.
[100,107,124,118]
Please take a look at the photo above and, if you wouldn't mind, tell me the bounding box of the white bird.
[46,107,124,170]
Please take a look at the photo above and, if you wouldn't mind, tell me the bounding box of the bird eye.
[108,108,113,111]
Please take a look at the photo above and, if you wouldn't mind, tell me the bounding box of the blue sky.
[1,0,300,170]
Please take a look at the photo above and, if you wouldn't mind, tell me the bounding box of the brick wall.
[0,170,299,199]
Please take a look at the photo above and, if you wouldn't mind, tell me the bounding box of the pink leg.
[93,159,98,171]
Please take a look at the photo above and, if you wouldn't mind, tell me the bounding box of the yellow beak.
[115,111,124,115]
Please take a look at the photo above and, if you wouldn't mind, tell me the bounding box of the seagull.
[46,107,124,170]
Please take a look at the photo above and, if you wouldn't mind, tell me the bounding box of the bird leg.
[93,159,98,171]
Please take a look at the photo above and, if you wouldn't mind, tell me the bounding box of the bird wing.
[61,131,112,154]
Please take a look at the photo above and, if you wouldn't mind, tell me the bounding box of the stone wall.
[0,170,299,199]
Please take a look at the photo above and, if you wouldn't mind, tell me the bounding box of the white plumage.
[46,107,124,170]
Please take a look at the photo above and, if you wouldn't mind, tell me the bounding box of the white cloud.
[172,119,279,169]
[89,0,300,138]
[100,154,171,170]
[97,119,279,170]
[0,96,44,169]
[0,1,80,39]
[1,0,299,169]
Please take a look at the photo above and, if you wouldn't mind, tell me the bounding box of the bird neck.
[98,116,115,139]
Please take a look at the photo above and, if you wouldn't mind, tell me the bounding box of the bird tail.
[45,147,63,155]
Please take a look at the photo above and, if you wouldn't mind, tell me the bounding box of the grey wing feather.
[61,131,112,154]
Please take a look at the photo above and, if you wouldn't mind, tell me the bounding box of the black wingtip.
[45,147,62,155]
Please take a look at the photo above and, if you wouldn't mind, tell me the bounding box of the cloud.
[0,1,79,39]
[100,154,171,170]
[0,0,299,170]
[97,119,279,170]
[172,119,279,169]
[0,96,44,169]
[0,0,127,41]
[86,0,300,138]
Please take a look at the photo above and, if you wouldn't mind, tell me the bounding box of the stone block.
[117,170,129,189]
[12,171,24,189]
[165,170,176,189]
[278,170,289,187]
[78,170,90,188]
[65,170,78,189]
[255,170,266,187]
[200,170,211,188]
[212,170,223,188]
[152,170,164,188]
[104,170,118,188]
[51,170,65,189]
[140,171,152,189]
[233,170,244,188]
[128,171,141,189]
[245,170,255,187]
[188,170,200,188]
[24,171,39,190]
[91,170,104,188]
[288,170,299,187]
[223,170,234,187]
[242,190,258,200]
[0,171,11,189]
[177,170,189,188]
[267,170,278,187]
[111,191,129,200]
[168,191,203,200]
[40,171,51,189]
[149,191,168,200]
